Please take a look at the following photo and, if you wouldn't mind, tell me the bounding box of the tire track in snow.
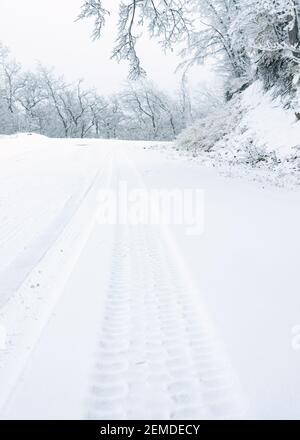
[87,225,245,419]
[86,148,246,420]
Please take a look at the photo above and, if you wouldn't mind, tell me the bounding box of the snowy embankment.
[175,81,300,188]
[0,135,300,419]
[0,134,113,416]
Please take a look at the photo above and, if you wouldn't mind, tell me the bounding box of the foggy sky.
[0,0,213,95]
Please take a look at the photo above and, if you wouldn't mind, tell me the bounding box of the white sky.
[0,0,213,95]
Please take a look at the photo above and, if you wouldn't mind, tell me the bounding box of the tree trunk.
[288,3,300,57]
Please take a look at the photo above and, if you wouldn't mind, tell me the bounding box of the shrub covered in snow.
[176,95,243,154]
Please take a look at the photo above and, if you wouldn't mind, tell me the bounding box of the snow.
[175,81,300,188]
[0,135,300,419]
[241,82,300,158]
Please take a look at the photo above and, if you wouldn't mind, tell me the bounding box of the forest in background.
[2,1,300,148]
[0,43,194,141]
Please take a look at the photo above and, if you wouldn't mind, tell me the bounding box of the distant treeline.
[0,44,193,141]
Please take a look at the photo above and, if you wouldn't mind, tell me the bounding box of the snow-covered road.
[0,135,300,420]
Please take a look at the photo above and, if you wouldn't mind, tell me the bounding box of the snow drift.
[176,81,300,177]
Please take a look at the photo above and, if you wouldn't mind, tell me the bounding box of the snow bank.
[0,133,49,141]
[176,81,300,181]
[0,134,52,155]
[241,82,300,158]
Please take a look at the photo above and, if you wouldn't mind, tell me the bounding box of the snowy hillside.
[175,81,300,187]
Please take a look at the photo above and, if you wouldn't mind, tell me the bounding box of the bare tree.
[79,0,193,79]
[0,44,22,114]
[39,67,72,137]
[180,72,193,126]
[120,81,182,140]
[16,71,47,132]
